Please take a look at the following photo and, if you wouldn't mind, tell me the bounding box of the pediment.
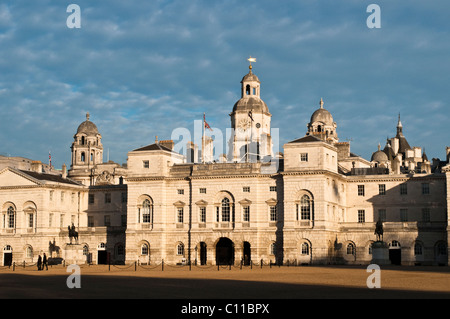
[0,168,41,187]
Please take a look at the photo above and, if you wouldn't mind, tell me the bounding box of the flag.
[49,151,52,168]
[204,113,213,131]
[248,111,254,121]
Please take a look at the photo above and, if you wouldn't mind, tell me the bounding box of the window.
[346,243,355,255]
[60,214,65,228]
[300,153,308,162]
[71,193,76,203]
[7,206,15,228]
[216,206,220,222]
[199,188,206,194]
[81,152,85,162]
[270,186,277,192]
[221,198,230,222]
[83,245,89,256]
[141,244,149,255]
[143,160,149,168]
[177,207,184,223]
[301,243,309,255]
[177,243,184,256]
[88,216,94,227]
[400,184,407,195]
[49,213,53,227]
[414,243,423,256]
[26,246,33,258]
[358,210,365,223]
[270,243,276,256]
[61,192,65,203]
[178,189,184,195]
[378,209,386,222]
[297,195,311,220]
[243,186,250,193]
[421,183,430,195]
[49,190,54,201]
[379,184,386,195]
[88,194,95,204]
[105,193,111,203]
[104,215,111,226]
[357,185,365,196]
[422,208,430,222]
[142,199,152,223]
[243,206,250,222]
[199,207,206,223]
[28,213,34,228]
[270,205,277,222]
[400,209,408,222]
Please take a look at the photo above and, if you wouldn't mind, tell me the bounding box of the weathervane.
[248,56,256,71]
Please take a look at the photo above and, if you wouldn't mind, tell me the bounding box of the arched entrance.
[389,240,401,265]
[97,243,108,265]
[199,242,207,265]
[3,245,12,266]
[216,238,234,265]
[243,241,251,266]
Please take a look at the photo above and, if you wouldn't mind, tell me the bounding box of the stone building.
[1,62,449,266]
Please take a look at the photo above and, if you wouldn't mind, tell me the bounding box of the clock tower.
[229,59,273,162]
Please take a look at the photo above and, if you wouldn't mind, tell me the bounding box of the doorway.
[199,242,207,265]
[389,241,401,265]
[3,253,12,266]
[243,241,251,266]
[216,238,234,265]
[98,251,107,265]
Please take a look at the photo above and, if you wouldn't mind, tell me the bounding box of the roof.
[232,97,269,113]
[19,170,82,186]
[310,107,334,125]
[288,135,323,144]
[76,113,99,136]
[132,143,175,153]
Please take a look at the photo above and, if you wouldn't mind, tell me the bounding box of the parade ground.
[0,264,449,299]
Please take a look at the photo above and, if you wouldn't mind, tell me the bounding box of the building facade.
[1,63,449,266]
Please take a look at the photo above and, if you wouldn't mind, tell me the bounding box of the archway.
[216,238,234,265]
[243,241,251,266]
[389,240,401,265]
[199,242,207,265]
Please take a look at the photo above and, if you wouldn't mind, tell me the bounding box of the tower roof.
[76,112,99,136]
[310,98,334,125]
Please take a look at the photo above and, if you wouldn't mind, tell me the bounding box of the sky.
[0,0,449,169]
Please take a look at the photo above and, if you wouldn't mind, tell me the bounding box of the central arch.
[216,237,234,265]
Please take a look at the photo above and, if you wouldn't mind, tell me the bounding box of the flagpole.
[202,113,205,163]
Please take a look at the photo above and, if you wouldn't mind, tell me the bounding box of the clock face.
[256,123,261,129]
[238,118,251,131]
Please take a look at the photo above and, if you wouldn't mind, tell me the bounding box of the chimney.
[159,140,174,151]
[62,164,67,179]
[31,161,43,173]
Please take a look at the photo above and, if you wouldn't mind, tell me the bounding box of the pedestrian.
[37,255,42,271]
[43,253,48,270]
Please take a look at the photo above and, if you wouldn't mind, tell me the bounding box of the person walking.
[42,253,48,270]
[37,255,42,271]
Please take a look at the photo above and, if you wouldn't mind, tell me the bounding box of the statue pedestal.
[63,244,84,265]
[371,241,390,265]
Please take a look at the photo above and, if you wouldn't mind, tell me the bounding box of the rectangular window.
[270,205,277,222]
[88,216,94,227]
[358,185,365,196]
[300,153,308,162]
[177,207,184,223]
[400,209,408,222]
[49,213,53,228]
[199,207,206,223]
[104,215,111,226]
[178,189,184,195]
[71,192,76,203]
[49,190,54,201]
[60,214,65,228]
[243,206,250,222]
[105,193,111,203]
[270,186,277,192]
[28,213,34,228]
[243,186,250,193]
[400,184,407,195]
[378,209,386,222]
[143,160,149,168]
[216,207,220,222]
[61,192,65,203]
[358,210,365,223]
[421,183,430,195]
[199,188,206,194]
[422,208,430,222]
[379,184,386,195]
[88,194,95,204]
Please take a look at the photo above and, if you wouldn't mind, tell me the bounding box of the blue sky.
[0,0,449,169]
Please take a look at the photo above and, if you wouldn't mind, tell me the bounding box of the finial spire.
[86,112,90,121]
[247,56,256,72]
[320,98,324,109]
[155,136,158,144]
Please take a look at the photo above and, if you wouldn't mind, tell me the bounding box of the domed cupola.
[306,98,338,144]
[70,112,103,169]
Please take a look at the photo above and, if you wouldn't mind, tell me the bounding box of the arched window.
[26,246,33,258]
[346,243,355,255]
[81,152,86,162]
[301,243,309,255]
[142,199,152,223]
[81,136,85,145]
[83,245,89,256]
[297,195,311,220]
[221,198,230,222]
[7,206,15,228]
[246,84,251,95]
[414,243,423,256]
[141,244,149,255]
[177,243,184,256]
[270,243,277,256]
